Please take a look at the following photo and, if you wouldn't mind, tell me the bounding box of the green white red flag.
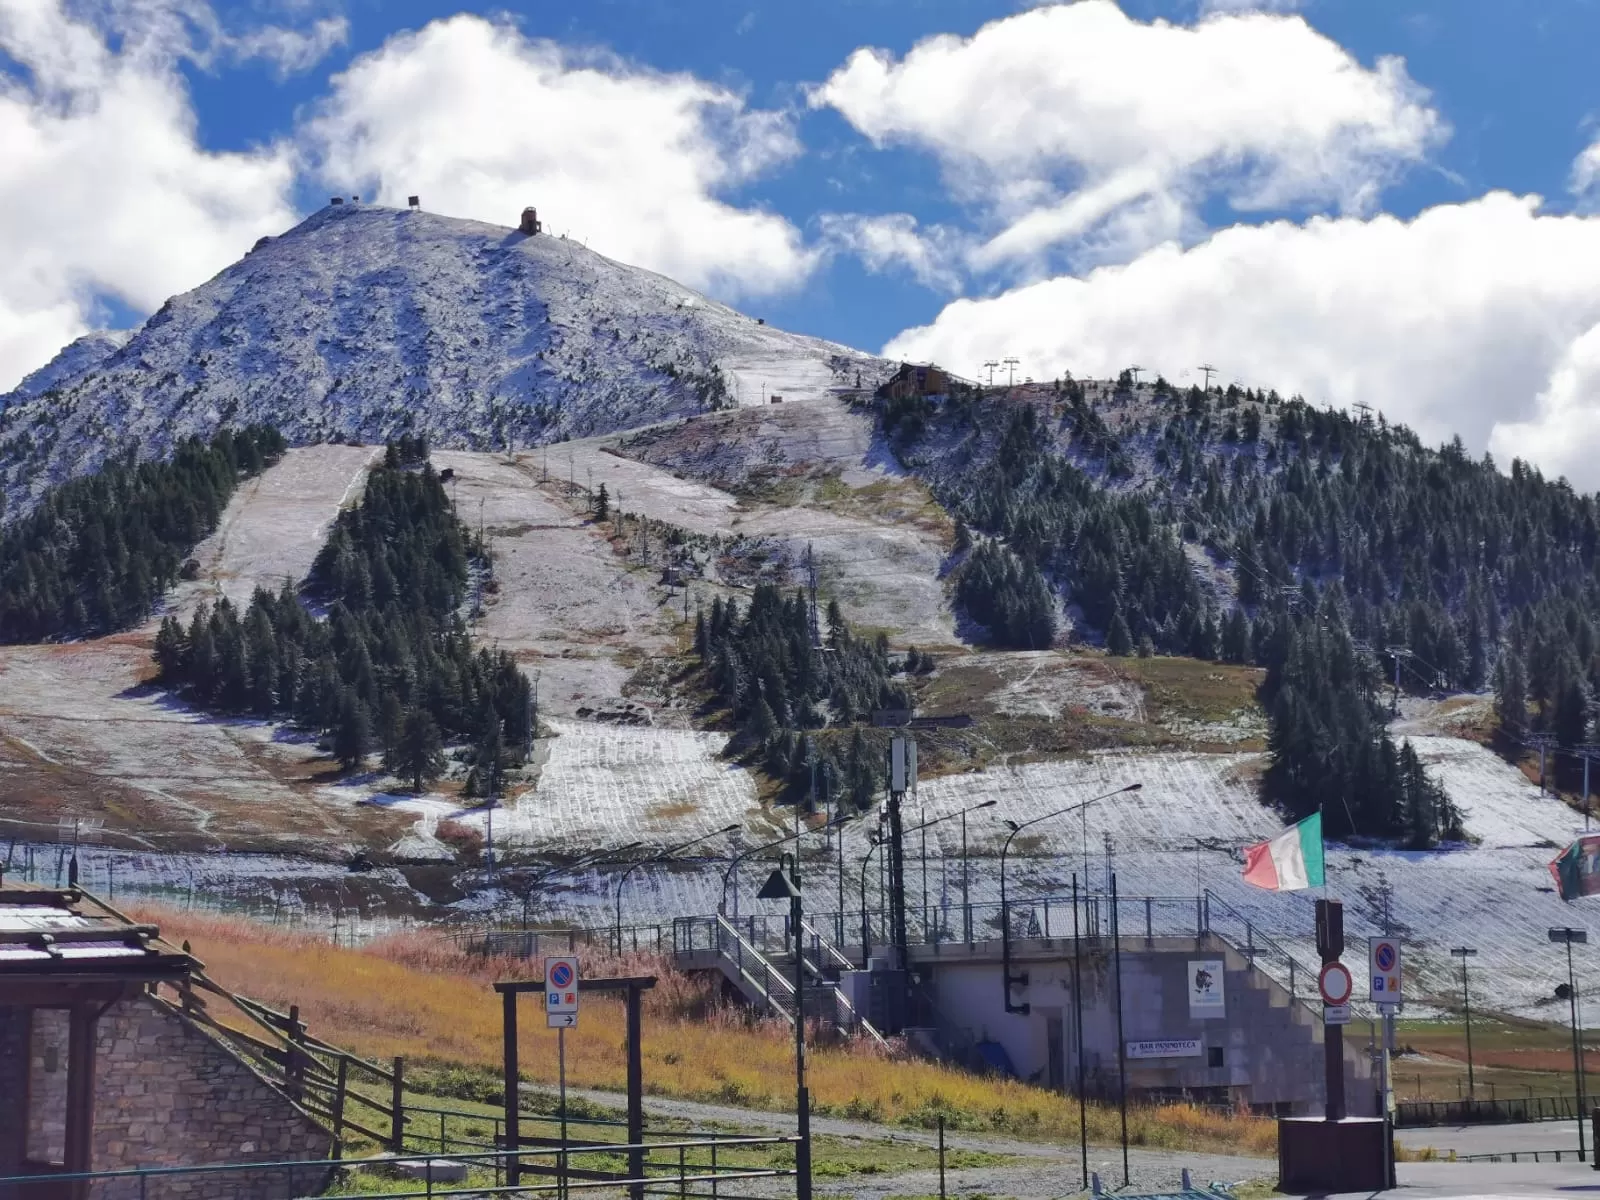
[1242,811,1324,892]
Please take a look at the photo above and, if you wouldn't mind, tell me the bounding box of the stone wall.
[0,1007,25,1174]
[90,997,333,1200]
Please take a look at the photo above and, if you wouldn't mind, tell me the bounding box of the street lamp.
[720,815,845,918]
[614,825,739,953]
[1549,926,1588,1162]
[860,828,884,964]
[1001,783,1142,1015]
[514,844,640,929]
[1450,946,1478,1099]
[759,852,812,1200]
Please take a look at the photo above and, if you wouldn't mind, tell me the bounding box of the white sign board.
[1188,960,1226,1018]
[1369,937,1402,1003]
[545,956,580,1028]
[1126,1039,1203,1060]
[1324,1004,1351,1025]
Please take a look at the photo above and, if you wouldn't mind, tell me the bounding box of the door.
[1045,1011,1065,1093]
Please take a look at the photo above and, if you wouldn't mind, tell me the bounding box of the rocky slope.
[0,203,888,517]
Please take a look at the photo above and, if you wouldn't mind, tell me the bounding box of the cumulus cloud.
[300,15,814,299]
[813,0,1441,273]
[1574,135,1600,204]
[815,213,966,292]
[1200,0,1308,13]
[0,0,303,391]
[884,192,1600,486]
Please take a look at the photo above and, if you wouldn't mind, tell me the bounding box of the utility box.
[1279,1117,1393,1192]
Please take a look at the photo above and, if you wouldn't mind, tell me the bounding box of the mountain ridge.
[0,202,888,518]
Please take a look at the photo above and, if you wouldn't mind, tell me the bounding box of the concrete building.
[910,932,1373,1116]
[0,880,333,1199]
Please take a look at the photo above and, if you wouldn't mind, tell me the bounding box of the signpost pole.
[558,1026,568,1200]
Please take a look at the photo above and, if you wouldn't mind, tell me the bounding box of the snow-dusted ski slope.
[370,720,763,854]
[431,451,681,716]
[555,419,956,646]
[168,444,377,616]
[0,204,886,514]
[501,733,1594,1020]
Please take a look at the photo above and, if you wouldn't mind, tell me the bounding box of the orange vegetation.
[134,904,1275,1156]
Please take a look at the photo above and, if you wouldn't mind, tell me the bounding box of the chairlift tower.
[1527,732,1559,795]
[1384,645,1411,716]
[982,360,1000,387]
[1575,745,1600,830]
[1003,356,1021,387]
[1199,364,1217,392]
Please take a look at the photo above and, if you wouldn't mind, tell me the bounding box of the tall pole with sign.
[1369,935,1402,1189]
[1549,927,1588,1162]
[545,954,580,1185]
[1316,899,1346,1120]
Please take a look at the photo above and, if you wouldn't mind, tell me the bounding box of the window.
[1208,1046,1225,1069]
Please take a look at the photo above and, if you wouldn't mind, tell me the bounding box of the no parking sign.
[546,956,580,1028]
[1369,937,1402,1004]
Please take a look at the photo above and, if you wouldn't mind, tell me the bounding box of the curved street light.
[514,843,641,929]
[1001,782,1142,1015]
[720,814,847,918]
[614,825,740,953]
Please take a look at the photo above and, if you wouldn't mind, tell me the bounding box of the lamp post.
[1450,946,1478,1099]
[614,825,739,953]
[515,844,638,930]
[1550,926,1589,1162]
[721,816,845,919]
[1001,783,1142,1014]
[860,829,883,964]
[759,853,812,1200]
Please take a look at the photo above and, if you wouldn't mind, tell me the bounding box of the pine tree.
[595,482,610,521]
[1106,609,1133,657]
[475,702,505,796]
[333,690,371,772]
[390,708,445,791]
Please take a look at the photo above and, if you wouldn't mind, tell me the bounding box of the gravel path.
[544,1085,1273,1198]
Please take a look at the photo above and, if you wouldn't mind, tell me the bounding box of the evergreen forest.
[154,454,533,792]
[0,426,285,642]
[694,584,919,810]
[881,374,1600,844]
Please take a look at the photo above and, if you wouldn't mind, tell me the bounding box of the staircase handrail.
[712,913,797,1025]
[1201,888,1322,1018]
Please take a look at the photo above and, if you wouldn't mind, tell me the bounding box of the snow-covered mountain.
[5,330,131,406]
[0,203,888,516]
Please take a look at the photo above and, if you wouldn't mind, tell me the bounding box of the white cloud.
[813,0,1441,273]
[884,192,1600,486]
[1574,135,1600,204]
[300,15,814,300]
[230,16,350,78]
[816,213,966,292]
[0,0,300,391]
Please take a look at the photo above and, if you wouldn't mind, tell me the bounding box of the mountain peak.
[0,202,885,518]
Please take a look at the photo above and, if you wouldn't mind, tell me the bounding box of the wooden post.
[286,1004,306,1102]
[503,990,521,1186]
[65,1004,98,1200]
[391,1056,406,1153]
[627,984,645,1200]
[332,1056,349,1160]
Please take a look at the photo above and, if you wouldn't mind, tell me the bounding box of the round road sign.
[1319,962,1353,1006]
[1375,942,1397,973]
[549,962,574,989]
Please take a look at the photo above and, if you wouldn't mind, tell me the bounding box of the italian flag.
[1242,812,1324,892]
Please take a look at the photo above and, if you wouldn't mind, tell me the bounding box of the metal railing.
[0,1136,801,1198]
[1398,1094,1588,1128]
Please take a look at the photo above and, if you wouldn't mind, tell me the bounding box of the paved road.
[1398,1118,1590,1158]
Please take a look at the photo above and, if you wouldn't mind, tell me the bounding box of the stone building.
[0,881,333,1199]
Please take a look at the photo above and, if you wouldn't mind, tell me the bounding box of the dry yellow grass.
[137,905,1274,1157]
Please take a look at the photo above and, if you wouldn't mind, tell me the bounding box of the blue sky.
[6,1,1600,482]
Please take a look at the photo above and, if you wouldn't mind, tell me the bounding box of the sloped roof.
[0,881,192,981]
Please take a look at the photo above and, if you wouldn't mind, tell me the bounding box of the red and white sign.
[1369,937,1402,1003]
[545,956,580,1028]
[1319,962,1353,1007]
